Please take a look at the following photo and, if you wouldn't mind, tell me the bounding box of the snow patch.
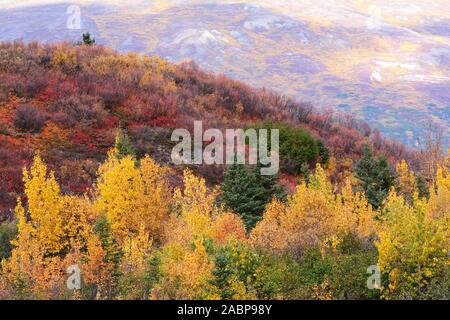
[171,29,229,46]
[370,68,382,83]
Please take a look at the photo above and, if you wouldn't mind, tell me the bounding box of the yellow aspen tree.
[155,170,237,300]
[119,224,154,299]
[23,154,64,255]
[250,199,289,254]
[2,197,96,298]
[339,178,377,238]
[22,155,94,254]
[335,182,357,235]
[94,153,143,241]
[1,199,43,298]
[122,224,153,276]
[376,185,449,299]
[2,155,105,299]
[60,196,93,251]
[152,239,219,300]
[1,199,65,299]
[81,233,111,300]
[139,156,171,241]
[396,160,417,202]
[166,169,218,245]
[426,165,450,221]
[424,165,449,292]
[289,164,338,250]
[94,153,170,244]
[252,165,378,255]
[251,164,338,255]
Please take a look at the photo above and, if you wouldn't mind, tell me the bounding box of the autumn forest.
[0,41,448,300]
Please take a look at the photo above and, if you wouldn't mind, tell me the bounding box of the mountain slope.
[0,42,418,219]
[0,1,448,148]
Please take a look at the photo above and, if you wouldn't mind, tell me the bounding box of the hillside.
[0,1,449,148]
[0,41,448,301]
[0,41,418,219]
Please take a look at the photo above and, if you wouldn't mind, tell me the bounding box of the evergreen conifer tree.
[114,130,136,160]
[82,32,95,45]
[221,163,285,230]
[416,175,430,199]
[354,145,394,209]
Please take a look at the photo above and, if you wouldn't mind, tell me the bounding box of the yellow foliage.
[81,233,111,300]
[1,147,447,300]
[157,170,247,299]
[376,166,449,299]
[83,52,175,85]
[339,178,377,238]
[252,165,376,254]
[396,160,417,201]
[152,240,219,300]
[1,199,66,299]
[52,46,77,71]
[311,276,334,300]
[85,53,140,81]
[122,224,153,275]
[20,155,94,255]
[142,55,176,75]
[212,212,247,246]
[60,196,93,248]
[1,155,101,299]
[23,154,64,254]
[250,199,289,254]
[166,169,218,245]
[426,166,450,221]
[94,154,170,244]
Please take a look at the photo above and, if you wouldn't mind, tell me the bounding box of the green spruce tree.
[354,144,395,209]
[81,32,96,45]
[0,222,18,263]
[221,163,285,231]
[114,130,136,160]
[416,175,430,200]
[316,139,330,165]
